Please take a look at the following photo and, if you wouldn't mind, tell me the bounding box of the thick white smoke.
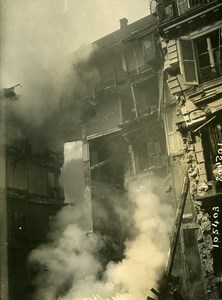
[29,171,174,300]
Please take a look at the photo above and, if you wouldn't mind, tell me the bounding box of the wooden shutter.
[179,39,198,84]
[165,110,183,155]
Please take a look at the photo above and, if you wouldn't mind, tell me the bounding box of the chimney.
[119,18,128,29]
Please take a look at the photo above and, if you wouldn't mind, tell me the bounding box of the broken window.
[179,28,222,84]
[124,46,137,74]
[132,77,158,117]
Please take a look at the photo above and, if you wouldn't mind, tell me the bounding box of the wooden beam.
[158,171,189,299]
[90,158,113,171]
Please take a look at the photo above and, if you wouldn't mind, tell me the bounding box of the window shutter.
[180,39,198,84]
[165,110,183,155]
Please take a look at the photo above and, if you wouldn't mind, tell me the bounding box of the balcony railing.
[198,63,222,84]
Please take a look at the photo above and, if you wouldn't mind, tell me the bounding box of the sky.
[1,0,150,88]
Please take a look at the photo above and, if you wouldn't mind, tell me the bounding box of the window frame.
[142,34,156,63]
[178,25,222,83]
[178,38,199,85]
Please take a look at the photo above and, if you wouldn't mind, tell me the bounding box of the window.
[123,46,137,74]
[143,35,155,62]
[196,29,222,83]
[177,0,209,15]
[11,214,26,241]
[179,28,222,84]
[162,4,175,21]
[28,164,47,196]
[177,0,189,15]
[47,171,56,188]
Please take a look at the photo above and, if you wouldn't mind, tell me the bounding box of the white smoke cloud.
[103,176,174,299]
[29,172,174,300]
[2,0,149,150]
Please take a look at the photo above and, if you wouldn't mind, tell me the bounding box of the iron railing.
[198,63,222,84]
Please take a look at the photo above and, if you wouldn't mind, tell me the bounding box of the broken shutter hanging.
[179,39,198,85]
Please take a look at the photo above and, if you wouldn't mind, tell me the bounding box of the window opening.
[196,29,222,83]
[180,28,222,84]
[143,35,155,62]
[177,0,209,15]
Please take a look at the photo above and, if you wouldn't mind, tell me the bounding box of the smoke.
[2,0,149,151]
[103,176,174,299]
[29,170,174,300]
[5,44,100,151]
[2,1,169,298]
[2,0,101,151]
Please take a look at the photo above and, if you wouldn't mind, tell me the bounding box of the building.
[6,143,64,299]
[0,87,64,300]
[73,15,177,265]
[3,3,222,298]
[156,0,222,298]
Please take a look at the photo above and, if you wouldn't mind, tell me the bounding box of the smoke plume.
[5,45,100,151]
[2,0,102,151]
[29,169,174,300]
[2,0,149,152]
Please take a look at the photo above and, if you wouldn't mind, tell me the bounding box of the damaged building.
[0,91,64,300]
[1,2,222,300]
[75,2,222,298]
[155,0,222,298]
[77,15,173,262]
[6,145,64,300]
